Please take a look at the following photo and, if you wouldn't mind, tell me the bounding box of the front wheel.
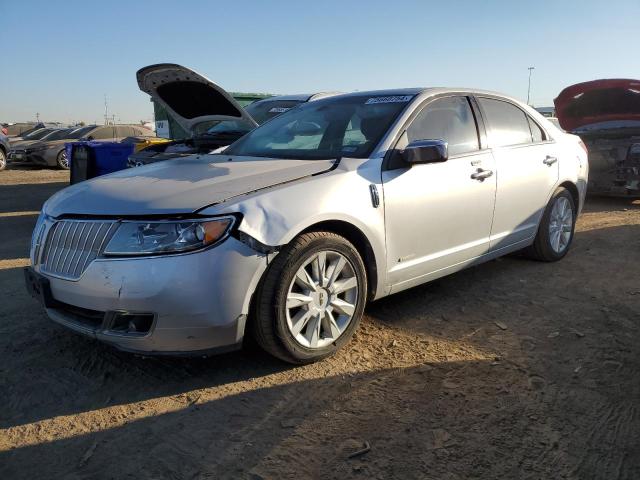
[0,149,6,171]
[56,149,69,169]
[252,231,367,364]
[526,187,576,262]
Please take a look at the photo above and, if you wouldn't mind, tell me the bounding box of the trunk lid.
[136,64,259,135]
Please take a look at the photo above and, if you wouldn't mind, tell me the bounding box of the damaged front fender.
[200,157,390,299]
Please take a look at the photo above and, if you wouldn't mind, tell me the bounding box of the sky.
[1,0,638,124]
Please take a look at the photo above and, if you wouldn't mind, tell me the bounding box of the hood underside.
[554,79,640,132]
[45,155,335,217]
[136,64,258,135]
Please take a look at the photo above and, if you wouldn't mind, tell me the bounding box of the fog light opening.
[110,313,154,335]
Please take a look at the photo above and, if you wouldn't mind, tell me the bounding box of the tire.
[56,149,69,169]
[252,231,367,364]
[0,149,6,171]
[526,187,576,262]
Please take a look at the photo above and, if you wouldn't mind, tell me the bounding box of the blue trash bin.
[68,141,135,184]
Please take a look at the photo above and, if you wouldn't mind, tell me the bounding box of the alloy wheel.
[548,196,573,254]
[285,250,359,349]
[59,150,69,169]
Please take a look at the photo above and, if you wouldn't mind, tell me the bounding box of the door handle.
[471,168,494,181]
[543,156,558,166]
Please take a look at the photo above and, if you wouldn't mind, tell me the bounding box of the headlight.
[103,217,234,256]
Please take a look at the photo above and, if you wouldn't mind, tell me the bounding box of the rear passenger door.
[476,97,559,251]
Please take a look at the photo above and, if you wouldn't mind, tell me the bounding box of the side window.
[527,116,545,143]
[116,126,133,138]
[407,96,479,156]
[90,127,114,140]
[478,98,533,147]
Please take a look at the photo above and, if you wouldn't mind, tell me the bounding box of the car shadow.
[582,195,640,213]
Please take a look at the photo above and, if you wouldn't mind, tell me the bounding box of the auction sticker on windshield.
[365,95,414,104]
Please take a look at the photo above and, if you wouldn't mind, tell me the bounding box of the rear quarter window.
[527,116,546,142]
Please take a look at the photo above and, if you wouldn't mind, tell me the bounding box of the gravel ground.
[0,165,639,479]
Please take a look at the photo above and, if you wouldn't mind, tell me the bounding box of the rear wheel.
[526,187,576,262]
[252,231,367,364]
[56,149,69,169]
[0,149,6,171]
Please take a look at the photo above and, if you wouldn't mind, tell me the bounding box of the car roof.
[325,87,525,104]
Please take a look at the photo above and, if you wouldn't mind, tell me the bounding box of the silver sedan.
[26,88,588,363]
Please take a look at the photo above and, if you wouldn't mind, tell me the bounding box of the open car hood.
[554,79,640,132]
[136,63,259,135]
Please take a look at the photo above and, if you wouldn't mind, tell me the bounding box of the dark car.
[555,79,640,196]
[127,64,338,167]
[9,124,153,169]
[0,132,9,170]
[9,127,59,147]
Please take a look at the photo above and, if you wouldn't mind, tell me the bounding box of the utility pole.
[36,112,40,123]
[104,94,108,125]
[527,66,535,105]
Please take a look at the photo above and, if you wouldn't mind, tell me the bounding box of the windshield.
[245,99,305,124]
[24,128,55,140]
[191,120,254,138]
[42,129,73,141]
[225,94,413,160]
[66,126,97,139]
[20,125,45,137]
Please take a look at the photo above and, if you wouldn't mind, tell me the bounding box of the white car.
[26,86,588,363]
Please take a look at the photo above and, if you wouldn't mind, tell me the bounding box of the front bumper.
[29,236,268,355]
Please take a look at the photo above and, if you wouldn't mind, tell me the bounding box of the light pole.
[527,66,535,105]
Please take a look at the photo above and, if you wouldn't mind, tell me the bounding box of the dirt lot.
[0,166,639,479]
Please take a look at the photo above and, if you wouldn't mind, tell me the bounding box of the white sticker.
[155,120,171,139]
[268,107,291,113]
[365,95,413,105]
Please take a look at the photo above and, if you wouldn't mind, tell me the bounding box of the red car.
[555,79,640,196]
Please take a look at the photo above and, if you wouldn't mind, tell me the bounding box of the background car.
[9,124,153,169]
[127,64,338,167]
[5,122,49,138]
[555,78,640,196]
[0,131,9,170]
[27,88,588,364]
[9,127,59,147]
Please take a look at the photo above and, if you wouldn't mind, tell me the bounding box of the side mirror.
[86,135,94,141]
[401,139,448,165]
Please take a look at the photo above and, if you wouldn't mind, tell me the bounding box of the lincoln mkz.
[26,66,588,363]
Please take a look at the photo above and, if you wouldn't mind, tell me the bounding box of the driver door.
[381,96,497,291]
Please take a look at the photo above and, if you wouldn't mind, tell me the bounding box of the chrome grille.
[40,220,117,280]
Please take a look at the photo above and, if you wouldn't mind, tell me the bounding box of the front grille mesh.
[40,220,117,280]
